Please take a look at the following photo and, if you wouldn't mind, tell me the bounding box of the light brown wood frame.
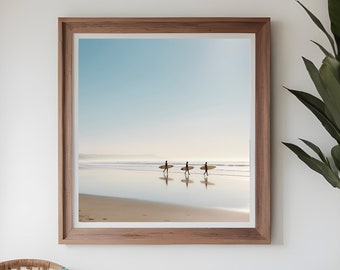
[59,17,270,244]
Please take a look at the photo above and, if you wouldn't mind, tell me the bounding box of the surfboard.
[159,164,174,169]
[181,166,194,171]
[200,165,216,170]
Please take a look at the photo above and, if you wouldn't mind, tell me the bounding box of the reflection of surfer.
[163,174,170,185]
[164,173,169,185]
[204,162,208,177]
[181,174,194,188]
[200,178,215,189]
[202,177,208,188]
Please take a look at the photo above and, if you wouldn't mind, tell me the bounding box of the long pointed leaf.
[299,138,330,166]
[285,88,340,143]
[311,40,334,58]
[328,0,340,59]
[286,88,324,108]
[297,0,337,56]
[283,142,340,188]
[303,57,327,98]
[303,57,338,125]
[319,62,340,129]
[331,144,340,171]
[321,56,340,84]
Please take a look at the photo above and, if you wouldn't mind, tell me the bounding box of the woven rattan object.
[0,259,68,270]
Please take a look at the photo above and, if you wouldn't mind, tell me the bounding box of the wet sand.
[79,194,249,222]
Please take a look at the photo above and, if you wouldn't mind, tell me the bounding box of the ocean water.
[78,160,251,212]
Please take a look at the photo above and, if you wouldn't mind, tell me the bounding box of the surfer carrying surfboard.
[181,162,194,175]
[185,161,190,175]
[163,160,169,174]
[159,161,173,174]
[200,162,216,176]
[203,162,208,176]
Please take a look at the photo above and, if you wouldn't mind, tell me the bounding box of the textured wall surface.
[1,0,340,269]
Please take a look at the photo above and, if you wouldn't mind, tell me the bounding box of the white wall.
[1,0,340,269]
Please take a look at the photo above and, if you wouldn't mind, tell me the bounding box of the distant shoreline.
[78,160,250,177]
[79,194,250,222]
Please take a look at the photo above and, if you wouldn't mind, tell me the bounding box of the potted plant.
[283,0,340,188]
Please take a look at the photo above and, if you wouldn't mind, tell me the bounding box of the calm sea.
[78,160,251,212]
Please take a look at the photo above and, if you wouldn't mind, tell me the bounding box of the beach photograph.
[76,35,254,225]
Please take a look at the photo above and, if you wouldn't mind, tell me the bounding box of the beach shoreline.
[79,193,249,222]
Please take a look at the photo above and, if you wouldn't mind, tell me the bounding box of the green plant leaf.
[311,40,334,58]
[303,57,340,129]
[319,62,340,129]
[328,0,340,59]
[331,144,340,171]
[283,142,340,188]
[299,138,330,166]
[297,0,337,56]
[303,57,326,96]
[285,1,340,189]
[321,56,340,85]
[285,88,340,143]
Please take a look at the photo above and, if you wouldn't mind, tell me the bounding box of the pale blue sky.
[78,37,252,161]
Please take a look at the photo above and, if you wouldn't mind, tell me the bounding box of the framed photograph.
[58,17,270,244]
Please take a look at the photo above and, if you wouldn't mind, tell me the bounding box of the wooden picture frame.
[58,17,270,244]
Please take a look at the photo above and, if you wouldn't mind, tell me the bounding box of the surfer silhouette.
[163,160,169,174]
[185,161,190,176]
[181,162,193,175]
[204,162,208,177]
